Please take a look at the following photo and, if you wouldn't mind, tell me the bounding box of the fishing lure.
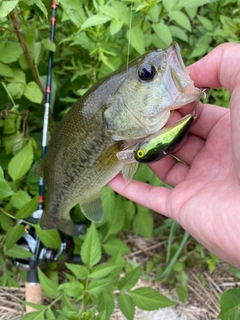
[117,114,194,164]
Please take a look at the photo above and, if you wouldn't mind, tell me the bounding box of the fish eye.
[138,64,157,82]
[137,150,145,158]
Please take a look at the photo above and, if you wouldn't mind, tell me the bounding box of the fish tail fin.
[40,211,80,237]
[80,193,104,223]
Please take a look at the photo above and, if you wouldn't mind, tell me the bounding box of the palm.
[109,43,240,267]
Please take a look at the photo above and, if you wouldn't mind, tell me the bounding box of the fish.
[37,42,202,236]
[134,114,194,163]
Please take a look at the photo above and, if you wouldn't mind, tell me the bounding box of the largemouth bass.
[37,42,202,236]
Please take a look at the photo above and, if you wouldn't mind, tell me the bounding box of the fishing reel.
[11,211,87,273]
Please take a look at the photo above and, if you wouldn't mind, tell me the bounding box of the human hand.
[109,43,240,268]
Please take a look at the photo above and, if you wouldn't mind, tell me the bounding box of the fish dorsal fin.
[80,193,104,223]
[122,162,138,184]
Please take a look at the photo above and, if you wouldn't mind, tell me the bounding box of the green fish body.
[134,114,194,163]
[37,42,202,236]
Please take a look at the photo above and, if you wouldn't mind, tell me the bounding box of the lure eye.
[137,150,145,158]
[138,64,156,82]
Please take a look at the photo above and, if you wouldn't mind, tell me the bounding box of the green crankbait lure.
[135,114,194,163]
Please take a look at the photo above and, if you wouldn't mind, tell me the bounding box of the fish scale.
[37,42,203,236]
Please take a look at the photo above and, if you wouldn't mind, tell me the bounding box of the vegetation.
[0,0,240,319]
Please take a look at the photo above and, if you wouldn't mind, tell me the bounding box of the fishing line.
[126,0,133,72]
[37,0,57,213]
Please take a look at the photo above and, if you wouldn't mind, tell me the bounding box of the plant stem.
[9,8,45,97]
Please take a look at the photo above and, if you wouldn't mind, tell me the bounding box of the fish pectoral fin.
[40,212,79,237]
[80,193,103,223]
[122,162,139,184]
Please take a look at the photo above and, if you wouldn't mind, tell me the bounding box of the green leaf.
[127,26,145,55]
[152,23,172,47]
[0,42,22,63]
[198,15,213,31]
[90,263,119,279]
[10,190,31,209]
[103,238,130,256]
[88,277,114,296]
[0,62,14,77]
[118,265,142,291]
[21,311,45,320]
[169,26,188,42]
[41,38,56,52]
[130,287,177,310]
[118,292,135,320]
[169,11,191,32]
[0,1,19,18]
[133,206,153,240]
[5,223,25,251]
[81,223,101,268]
[0,212,14,231]
[24,82,43,103]
[15,195,39,219]
[104,196,125,240]
[81,14,111,30]
[98,291,115,319]
[38,268,60,299]
[35,226,61,250]
[5,244,34,259]
[218,288,240,320]
[0,166,14,199]
[60,0,86,26]
[58,282,84,298]
[99,5,119,20]
[65,263,89,280]
[176,0,213,8]
[110,20,123,36]
[8,141,34,181]
[162,0,178,12]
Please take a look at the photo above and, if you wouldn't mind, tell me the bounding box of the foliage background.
[0,0,240,319]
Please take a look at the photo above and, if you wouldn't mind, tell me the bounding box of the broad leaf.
[58,282,84,298]
[65,263,89,280]
[35,226,61,250]
[218,288,240,320]
[0,166,14,199]
[5,224,25,251]
[90,263,119,279]
[10,189,31,209]
[130,287,177,310]
[118,292,135,320]
[38,268,60,299]
[24,81,43,103]
[81,14,111,30]
[88,277,114,296]
[21,311,45,320]
[81,223,101,268]
[8,141,34,181]
[15,195,39,219]
[98,291,115,319]
[61,0,86,26]
[169,11,191,32]
[152,23,172,47]
[103,238,130,256]
[5,244,34,259]
[118,265,142,291]
[0,62,14,77]
[0,1,19,18]
[133,206,153,240]
[127,26,145,54]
